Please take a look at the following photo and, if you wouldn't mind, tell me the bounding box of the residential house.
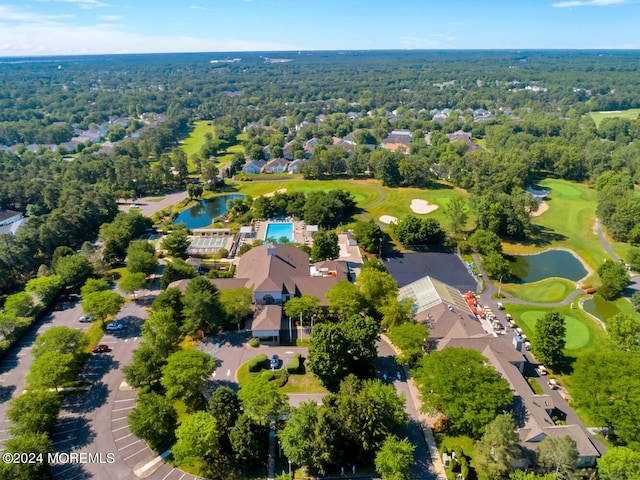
[0,209,27,235]
[381,129,412,153]
[262,158,289,174]
[287,159,308,173]
[242,160,267,175]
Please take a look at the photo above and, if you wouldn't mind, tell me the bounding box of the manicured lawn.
[504,302,606,353]
[582,293,640,322]
[180,120,214,160]
[503,179,605,272]
[499,278,576,303]
[587,108,640,127]
[236,360,327,393]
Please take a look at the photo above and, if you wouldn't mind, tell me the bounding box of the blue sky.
[0,0,638,57]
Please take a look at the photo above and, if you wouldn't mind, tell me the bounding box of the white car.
[106,322,124,331]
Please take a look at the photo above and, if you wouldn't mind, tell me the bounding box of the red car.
[92,344,110,353]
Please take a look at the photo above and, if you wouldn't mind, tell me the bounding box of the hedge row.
[286,353,302,374]
[261,369,288,387]
[248,354,268,372]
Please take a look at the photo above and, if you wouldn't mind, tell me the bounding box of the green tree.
[32,326,88,359]
[27,351,77,391]
[475,413,520,479]
[119,272,147,298]
[326,280,365,319]
[597,259,629,300]
[375,435,416,480]
[172,411,219,466]
[128,391,177,451]
[81,290,124,324]
[631,290,640,312]
[379,296,414,330]
[279,400,320,468]
[160,258,196,290]
[468,229,503,255]
[445,196,469,234]
[413,347,513,436]
[607,313,640,351]
[394,215,445,246]
[0,432,53,480]
[0,313,19,342]
[532,311,566,367]
[386,322,429,366]
[238,375,290,425]
[161,226,190,257]
[126,241,158,276]
[161,349,214,411]
[122,342,166,387]
[482,251,512,280]
[7,390,61,435]
[626,247,640,271]
[229,414,265,467]
[3,292,34,318]
[597,446,640,480]
[310,230,340,262]
[536,434,578,480]
[283,294,322,327]
[219,287,253,329]
[53,254,93,287]
[208,386,241,440]
[152,287,184,317]
[25,275,62,304]
[80,278,109,297]
[357,268,399,316]
[140,308,182,360]
[353,220,383,253]
[181,276,223,336]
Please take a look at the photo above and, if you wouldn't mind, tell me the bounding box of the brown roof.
[251,305,283,332]
[313,261,349,280]
[0,209,21,223]
[236,244,310,294]
[290,276,341,306]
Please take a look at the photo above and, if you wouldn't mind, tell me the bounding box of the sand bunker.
[379,215,398,225]
[263,188,287,198]
[410,199,439,214]
[530,201,549,217]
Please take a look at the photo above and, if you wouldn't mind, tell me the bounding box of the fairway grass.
[504,302,606,354]
[180,120,214,160]
[500,278,576,303]
[503,179,606,272]
[588,108,640,127]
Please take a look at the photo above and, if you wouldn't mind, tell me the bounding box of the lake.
[509,250,587,283]
[174,194,244,229]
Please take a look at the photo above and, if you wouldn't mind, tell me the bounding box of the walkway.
[347,180,387,226]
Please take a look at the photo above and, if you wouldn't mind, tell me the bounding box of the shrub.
[271,370,288,387]
[248,354,267,372]
[248,337,260,348]
[433,415,451,434]
[286,353,302,374]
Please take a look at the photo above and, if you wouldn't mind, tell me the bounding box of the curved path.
[346,180,387,226]
[595,218,620,262]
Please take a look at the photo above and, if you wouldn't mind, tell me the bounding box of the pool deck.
[246,219,312,248]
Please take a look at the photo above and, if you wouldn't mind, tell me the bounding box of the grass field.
[503,179,605,273]
[588,108,640,127]
[180,120,214,159]
[583,293,640,322]
[500,278,576,303]
[236,360,327,393]
[504,303,605,354]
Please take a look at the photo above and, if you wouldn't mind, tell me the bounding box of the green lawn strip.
[236,359,327,393]
[611,244,632,263]
[503,302,605,353]
[499,278,575,303]
[503,179,605,272]
[180,120,214,160]
[587,108,640,127]
[83,321,105,353]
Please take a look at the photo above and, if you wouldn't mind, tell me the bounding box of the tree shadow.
[62,382,110,414]
[52,416,96,450]
[0,384,16,403]
[552,355,576,376]
[517,224,568,249]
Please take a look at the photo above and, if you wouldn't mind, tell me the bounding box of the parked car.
[106,322,123,331]
[270,354,279,369]
[92,344,110,353]
[53,303,66,311]
[79,315,93,323]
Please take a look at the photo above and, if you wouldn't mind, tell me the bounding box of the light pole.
[278,440,281,458]
[288,460,292,476]
[498,275,503,299]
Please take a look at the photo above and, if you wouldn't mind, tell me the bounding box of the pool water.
[174,194,244,229]
[509,249,587,283]
[264,223,294,243]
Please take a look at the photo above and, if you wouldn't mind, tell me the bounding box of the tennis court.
[187,235,233,255]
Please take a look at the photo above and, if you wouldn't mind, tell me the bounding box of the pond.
[582,294,623,322]
[174,194,244,229]
[509,249,587,283]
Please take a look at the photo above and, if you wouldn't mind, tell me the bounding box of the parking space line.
[53,464,78,478]
[123,446,148,461]
[113,406,135,412]
[161,468,176,480]
[115,433,133,442]
[112,416,128,422]
[112,425,129,433]
[118,439,142,451]
[114,398,136,403]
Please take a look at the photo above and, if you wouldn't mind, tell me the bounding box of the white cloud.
[191,5,207,10]
[552,0,628,7]
[0,5,71,23]
[35,0,108,8]
[0,22,297,56]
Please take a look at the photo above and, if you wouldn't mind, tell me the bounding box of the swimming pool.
[264,223,294,243]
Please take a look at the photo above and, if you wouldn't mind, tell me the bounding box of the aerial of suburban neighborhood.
[2,3,640,480]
